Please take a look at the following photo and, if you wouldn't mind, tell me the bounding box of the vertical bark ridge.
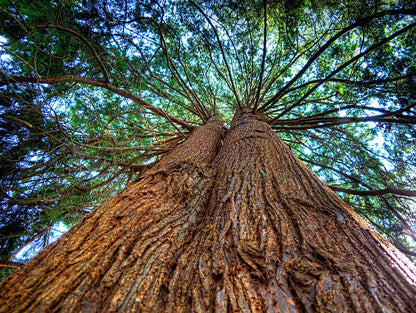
[197,108,416,312]
[151,116,223,172]
[0,118,224,313]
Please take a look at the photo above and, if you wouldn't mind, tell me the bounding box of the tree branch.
[155,22,209,121]
[272,21,416,119]
[0,75,195,131]
[271,114,416,129]
[305,158,416,242]
[29,24,110,82]
[0,261,23,269]
[253,0,268,111]
[259,8,416,113]
[7,227,51,261]
[380,197,416,243]
[284,74,416,93]
[330,186,416,197]
[353,206,416,257]
[189,1,242,107]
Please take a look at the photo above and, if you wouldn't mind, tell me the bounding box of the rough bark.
[201,109,416,312]
[0,117,223,313]
[0,110,415,312]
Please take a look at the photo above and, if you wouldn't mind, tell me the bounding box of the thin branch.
[300,157,372,189]
[395,246,416,257]
[305,157,416,242]
[123,52,202,118]
[209,11,247,96]
[155,23,208,121]
[353,206,416,257]
[306,160,416,242]
[0,6,27,32]
[205,40,239,106]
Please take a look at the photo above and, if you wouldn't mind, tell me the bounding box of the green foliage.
[0,0,415,272]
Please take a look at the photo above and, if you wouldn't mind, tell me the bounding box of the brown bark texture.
[0,110,415,312]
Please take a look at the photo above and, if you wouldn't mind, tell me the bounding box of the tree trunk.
[0,110,415,312]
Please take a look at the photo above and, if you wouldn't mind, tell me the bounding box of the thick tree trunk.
[0,111,415,312]
[0,117,223,313]
[203,109,416,312]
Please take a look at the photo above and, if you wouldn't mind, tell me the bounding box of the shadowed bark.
[0,111,415,312]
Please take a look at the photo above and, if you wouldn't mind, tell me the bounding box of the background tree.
[0,0,415,305]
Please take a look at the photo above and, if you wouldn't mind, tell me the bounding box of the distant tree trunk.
[0,110,415,312]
